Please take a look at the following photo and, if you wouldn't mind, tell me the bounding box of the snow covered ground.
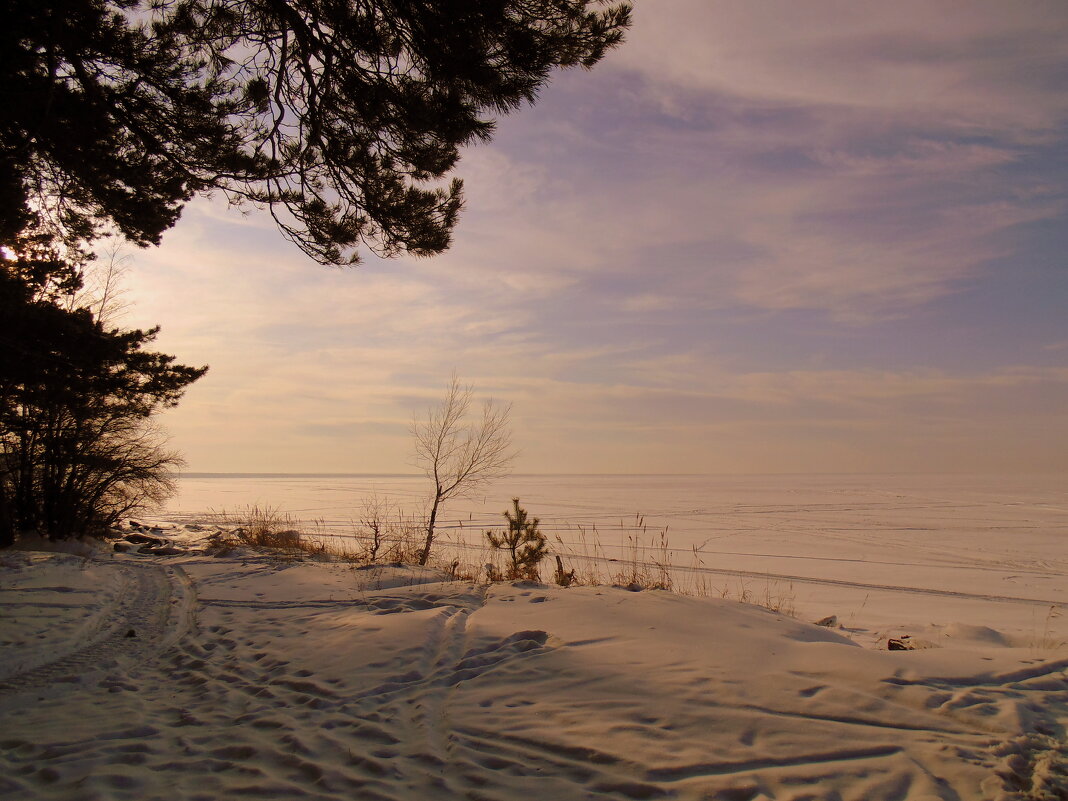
[1,514,1066,800]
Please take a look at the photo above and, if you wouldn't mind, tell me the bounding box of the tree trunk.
[0,484,14,548]
[419,490,441,566]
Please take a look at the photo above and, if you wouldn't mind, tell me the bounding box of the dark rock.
[142,545,181,556]
[126,532,166,545]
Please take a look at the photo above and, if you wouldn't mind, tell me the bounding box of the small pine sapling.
[486,498,547,581]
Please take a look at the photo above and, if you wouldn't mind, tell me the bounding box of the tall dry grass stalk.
[545,519,796,614]
[1031,604,1065,653]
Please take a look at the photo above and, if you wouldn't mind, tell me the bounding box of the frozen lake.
[162,472,1068,643]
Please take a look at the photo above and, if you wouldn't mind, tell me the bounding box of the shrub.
[208,506,325,555]
[486,498,547,581]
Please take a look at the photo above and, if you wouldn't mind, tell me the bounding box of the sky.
[119,1,1068,475]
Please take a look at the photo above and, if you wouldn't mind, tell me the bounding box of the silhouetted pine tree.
[0,240,206,546]
[1,0,631,264]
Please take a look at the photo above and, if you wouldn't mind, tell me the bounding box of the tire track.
[0,557,195,694]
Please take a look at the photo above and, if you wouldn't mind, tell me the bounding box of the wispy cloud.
[619,1,1068,133]
[115,3,1068,474]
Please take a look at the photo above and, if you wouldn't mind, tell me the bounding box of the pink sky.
[120,1,1068,474]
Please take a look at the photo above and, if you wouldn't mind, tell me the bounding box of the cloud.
[541,2,1068,318]
[617,1,1068,134]
[486,364,1068,473]
[111,4,1068,474]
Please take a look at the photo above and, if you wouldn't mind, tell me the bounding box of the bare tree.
[412,376,516,566]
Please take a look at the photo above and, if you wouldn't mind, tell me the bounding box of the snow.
[0,550,124,681]
[2,483,1067,800]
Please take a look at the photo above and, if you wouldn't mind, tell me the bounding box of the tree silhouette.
[0,241,206,545]
[2,0,631,264]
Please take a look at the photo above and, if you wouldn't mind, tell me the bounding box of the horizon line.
[173,470,1067,478]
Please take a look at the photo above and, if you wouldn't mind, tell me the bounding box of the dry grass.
[607,516,673,590]
[546,519,796,616]
[207,506,330,557]
[547,520,669,589]
[552,524,608,586]
[205,504,488,586]
[548,519,674,591]
[720,578,796,617]
[351,498,427,564]
[202,503,797,617]
[205,503,432,565]
[1031,604,1066,653]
